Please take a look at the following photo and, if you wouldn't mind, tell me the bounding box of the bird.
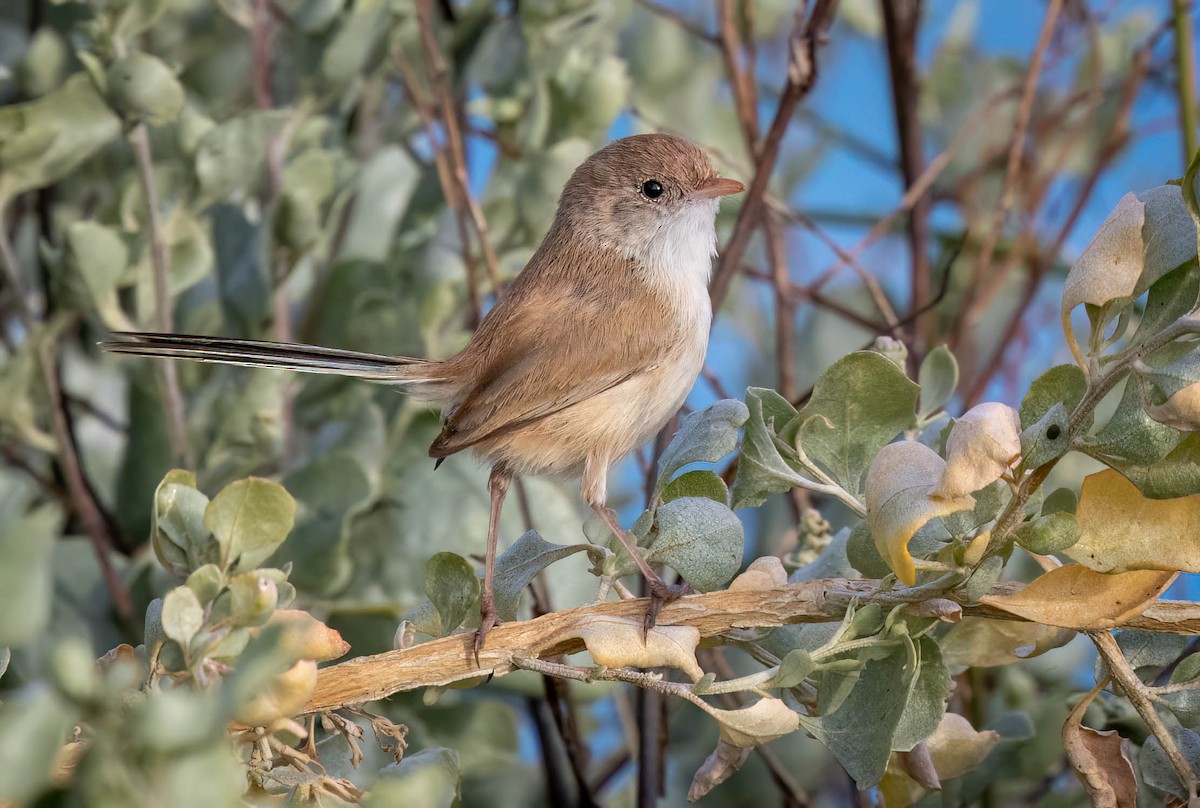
[103,133,744,661]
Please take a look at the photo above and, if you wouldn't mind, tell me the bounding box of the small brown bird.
[104,133,743,659]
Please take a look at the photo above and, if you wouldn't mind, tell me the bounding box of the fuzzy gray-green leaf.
[655,399,748,493]
[647,497,744,592]
[424,553,480,637]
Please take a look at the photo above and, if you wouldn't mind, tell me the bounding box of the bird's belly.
[473,338,707,479]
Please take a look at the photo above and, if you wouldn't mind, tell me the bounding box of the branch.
[304,578,1200,713]
[131,123,190,466]
[1173,0,1198,164]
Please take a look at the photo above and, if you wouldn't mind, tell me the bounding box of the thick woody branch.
[304,578,1200,713]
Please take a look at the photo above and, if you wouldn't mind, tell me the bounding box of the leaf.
[1019,364,1087,429]
[1091,375,1186,465]
[0,689,76,804]
[1062,682,1137,808]
[729,556,788,591]
[865,441,974,585]
[227,572,278,627]
[980,565,1175,629]
[204,477,296,572]
[575,615,703,681]
[1019,402,1071,468]
[372,748,461,808]
[1015,511,1080,555]
[688,741,751,802]
[800,642,913,787]
[161,586,204,648]
[185,564,223,605]
[264,609,350,663]
[0,503,61,647]
[233,659,317,726]
[65,220,132,330]
[730,387,804,509]
[1101,432,1200,499]
[794,352,919,493]
[337,146,420,262]
[878,713,1001,808]
[1066,469,1200,573]
[1141,726,1200,802]
[1130,261,1200,346]
[892,637,953,752]
[424,552,481,637]
[106,52,184,124]
[706,697,800,749]
[661,470,729,504]
[492,530,595,621]
[646,497,743,592]
[153,470,214,577]
[917,345,959,418]
[0,74,122,203]
[940,618,1074,669]
[768,649,816,689]
[655,399,748,492]
[278,452,370,594]
[932,403,1020,500]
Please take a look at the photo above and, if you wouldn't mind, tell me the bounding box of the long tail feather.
[100,331,439,383]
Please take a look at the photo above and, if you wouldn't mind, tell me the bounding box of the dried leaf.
[865,441,974,585]
[1063,682,1137,808]
[687,741,751,802]
[879,713,1001,808]
[727,556,787,591]
[708,697,800,748]
[1067,469,1200,573]
[574,616,703,681]
[265,610,350,663]
[932,403,1020,500]
[1145,381,1200,431]
[941,617,1075,669]
[980,565,1175,629]
[234,660,318,726]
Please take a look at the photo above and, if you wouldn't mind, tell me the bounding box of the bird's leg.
[582,459,688,636]
[475,465,511,665]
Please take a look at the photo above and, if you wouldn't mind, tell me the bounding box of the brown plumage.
[102,133,743,660]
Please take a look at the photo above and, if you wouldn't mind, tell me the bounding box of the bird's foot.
[472,598,501,667]
[643,578,692,638]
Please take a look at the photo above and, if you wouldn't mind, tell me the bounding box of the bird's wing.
[429,249,687,458]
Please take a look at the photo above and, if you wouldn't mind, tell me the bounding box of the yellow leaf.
[931,403,1020,500]
[865,442,974,585]
[1063,681,1137,808]
[265,609,351,663]
[879,713,1000,807]
[234,660,317,726]
[575,616,704,681]
[1144,381,1200,431]
[981,565,1175,629]
[941,617,1074,669]
[1067,469,1200,573]
[708,697,800,748]
[726,556,787,591]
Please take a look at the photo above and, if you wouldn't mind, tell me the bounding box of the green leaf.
[793,351,919,493]
[730,388,804,509]
[769,649,815,689]
[1014,511,1080,555]
[1019,402,1070,468]
[492,531,595,622]
[111,0,169,38]
[1130,261,1200,346]
[425,553,480,637]
[917,345,958,418]
[337,146,420,262]
[646,497,744,592]
[371,748,462,808]
[204,477,296,572]
[1019,364,1087,430]
[0,503,62,647]
[194,111,285,203]
[161,586,204,648]
[0,689,75,804]
[892,637,952,751]
[800,641,914,787]
[186,564,224,605]
[1142,726,1200,801]
[1100,432,1200,499]
[1091,376,1185,465]
[278,452,370,594]
[846,521,891,578]
[106,52,184,124]
[227,572,278,627]
[66,220,129,306]
[661,470,728,504]
[0,74,122,203]
[153,470,215,577]
[655,399,748,493]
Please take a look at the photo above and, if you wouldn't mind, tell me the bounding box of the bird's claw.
[643,580,691,639]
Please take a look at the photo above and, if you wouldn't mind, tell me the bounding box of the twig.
[1091,630,1198,800]
[303,577,1200,713]
[0,209,133,622]
[1173,0,1198,164]
[131,124,190,466]
[709,0,839,312]
[880,0,933,360]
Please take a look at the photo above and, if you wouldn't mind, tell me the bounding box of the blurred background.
[0,0,1196,804]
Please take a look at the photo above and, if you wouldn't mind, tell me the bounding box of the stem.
[1092,630,1199,800]
[1173,0,1198,164]
[131,123,190,466]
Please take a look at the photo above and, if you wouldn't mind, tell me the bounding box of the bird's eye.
[641,180,665,199]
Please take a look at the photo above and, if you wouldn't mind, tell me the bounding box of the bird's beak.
[691,176,745,200]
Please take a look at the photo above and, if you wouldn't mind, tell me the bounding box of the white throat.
[622,199,718,325]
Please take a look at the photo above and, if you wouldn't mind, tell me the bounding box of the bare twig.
[1091,630,1199,801]
[709,0,839,311]
[1173,0,1198,163]
[131,124,190,466]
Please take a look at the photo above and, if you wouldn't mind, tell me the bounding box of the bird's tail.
[100,331,442,385]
